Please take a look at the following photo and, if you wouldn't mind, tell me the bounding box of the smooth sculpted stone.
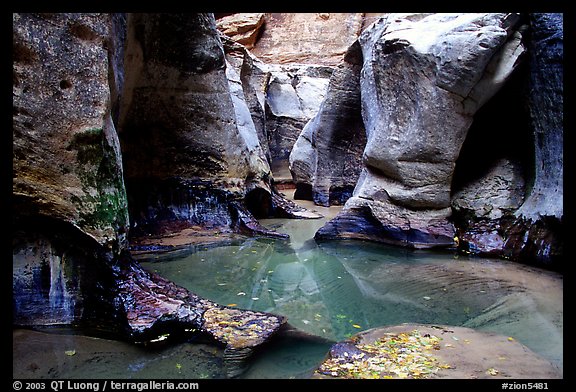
[314,324,561,379]
[317,13,527,248]
[451,14,563,267]
[119,14,285,240]
[289,41,367,207]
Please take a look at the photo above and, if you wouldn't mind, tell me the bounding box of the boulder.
[317,13,527,248]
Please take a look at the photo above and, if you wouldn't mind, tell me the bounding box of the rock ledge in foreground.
[313,324,561,379]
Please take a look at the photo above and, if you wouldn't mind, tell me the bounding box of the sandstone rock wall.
[118,13,277,238]
[289,41,366,206]
[316,13,527,249]
[249,13,365,66]
[452,13,563,266]
[13,13,130,327]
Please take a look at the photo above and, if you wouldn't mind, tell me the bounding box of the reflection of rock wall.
[316,14,527,249]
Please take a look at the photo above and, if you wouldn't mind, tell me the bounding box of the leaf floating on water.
[302,319,310,325]
[237,291,246,296]
[507,337,515,342]
[64,350,76,356]
[352,324,362,329]
[217,283,227,286]
[423,296,431,300]
[226,303,237,307]
[251,297,259,301]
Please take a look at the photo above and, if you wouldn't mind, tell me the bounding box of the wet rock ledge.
[313,324,561,379]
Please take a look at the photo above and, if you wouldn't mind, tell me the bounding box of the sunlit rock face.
[249,13,366,66]
[118,13,277,237]
[317,13,527,249]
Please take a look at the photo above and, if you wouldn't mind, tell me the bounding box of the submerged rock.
[317,13,527,249]
[314,324,561,379]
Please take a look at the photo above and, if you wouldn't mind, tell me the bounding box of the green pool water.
[13,213,563,379]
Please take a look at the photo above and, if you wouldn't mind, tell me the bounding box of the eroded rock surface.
[289,41,366,206]
[249,13,366,66]
[13,13,288,354]
[317,13,527,248]
[452,13,563,267]
[118,13,286,240]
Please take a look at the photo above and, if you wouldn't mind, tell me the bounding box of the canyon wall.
[12,12,563,335]
[12,13,287,344]
[13,13,129,327]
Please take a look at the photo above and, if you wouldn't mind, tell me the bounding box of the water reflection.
[13,214,562,379]
[138,218,562,373]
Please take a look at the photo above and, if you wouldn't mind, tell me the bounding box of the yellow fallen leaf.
[486,368,499,376]
[226,303,237,307]
[507,337,515,342]
[352,324,362,329]
[64,350,76,356]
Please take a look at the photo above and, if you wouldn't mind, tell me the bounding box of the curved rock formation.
[13,13,286,353]
[289,41,366,206]
[118,13,282,239]
[316,13,527,249]
[451,13,563,268]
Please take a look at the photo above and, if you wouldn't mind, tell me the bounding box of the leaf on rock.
[317,329,451,379]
